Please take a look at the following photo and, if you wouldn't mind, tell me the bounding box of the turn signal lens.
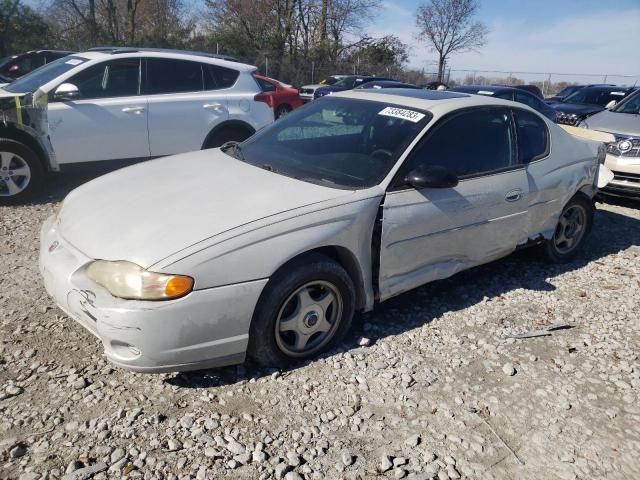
[165,276,194,298]
[87,260,194,300]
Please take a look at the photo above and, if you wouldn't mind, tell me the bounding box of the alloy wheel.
[0,151,31,197]
[554,204,587,254]
[275,281,343,357]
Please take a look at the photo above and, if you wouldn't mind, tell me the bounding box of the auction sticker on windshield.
[378,107,425,123]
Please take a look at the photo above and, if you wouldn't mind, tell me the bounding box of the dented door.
[378,169,529,301]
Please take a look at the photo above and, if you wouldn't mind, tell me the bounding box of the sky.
[370,0,640,84]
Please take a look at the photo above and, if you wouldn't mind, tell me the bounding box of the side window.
[143,58,203,95]
[257,78,276,92]
[404,108,516,179]
[204,65,240,90]
[515,91,540,109]
[65,58,140,99]
[514,109,549,163]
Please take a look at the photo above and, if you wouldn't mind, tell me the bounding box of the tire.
[543,194,594,263]
[275,104,292,120]
[203,126,253,149]
[0,139,45,205]
[248,253,356,368]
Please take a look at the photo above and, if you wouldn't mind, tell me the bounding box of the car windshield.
[556,86,581,98]
[233,97,431,189]
[332,77,358,89]
[612,90,640,114]
[320,76,342,85]
[4,56,89,93]
[562,88,627,107]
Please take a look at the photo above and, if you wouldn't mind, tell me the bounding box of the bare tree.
[416,0,487,81]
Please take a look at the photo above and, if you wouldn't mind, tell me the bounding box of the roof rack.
[87,47,240,63]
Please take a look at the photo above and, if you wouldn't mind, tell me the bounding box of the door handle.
[505,189,522,202]
[122,106,145,113]
[203,103,224,111]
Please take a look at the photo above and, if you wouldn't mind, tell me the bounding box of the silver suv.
[580,89,640,198]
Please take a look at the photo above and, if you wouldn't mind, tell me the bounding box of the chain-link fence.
[235,54,640,97]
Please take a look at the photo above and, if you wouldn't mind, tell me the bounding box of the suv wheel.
[248,253,356,367]
[543,194,594,263]
[0,139,44,205]
[204,126,253,149]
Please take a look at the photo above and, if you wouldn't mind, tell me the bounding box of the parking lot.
[1,172,638,479]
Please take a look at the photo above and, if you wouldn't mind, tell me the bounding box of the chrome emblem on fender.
[48,241,59,252]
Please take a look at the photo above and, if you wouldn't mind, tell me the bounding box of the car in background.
[544,84,615,104]
[495,84,543,99]
[551,85,638,126]
[0,50,74,81]
[298,75,349,103]
[314,75,393,99]
[579,89,640,198]
[448,85,556,120]
[355,80,421,90]
[254,74,302,119]
[0,47,274,203]
[40,89,611,372]
[420,81,448,90]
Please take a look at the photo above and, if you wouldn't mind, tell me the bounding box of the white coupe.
[40,89,612,372]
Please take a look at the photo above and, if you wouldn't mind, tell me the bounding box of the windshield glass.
[4,56,89,93]
[563,88,627,106]
[332,77,357,89]
[321,76,342,85]
[612,90,640,114]
[234,97,431,189]
[556,86,581,98]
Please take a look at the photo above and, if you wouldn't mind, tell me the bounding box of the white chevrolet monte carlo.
[40,89,613,372]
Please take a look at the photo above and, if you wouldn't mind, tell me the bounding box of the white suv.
[0,47,274,203]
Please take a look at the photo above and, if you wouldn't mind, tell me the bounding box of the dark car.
[494,84,543,99]
[550,85,638,126]
[544,84,615,104]
[448,85,557,120]
[0,50,74,80]
[355,80,421,90]
[314,75,393,99]
[420,81,448,90]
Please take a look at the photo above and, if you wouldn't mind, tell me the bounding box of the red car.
[254,74,302,119]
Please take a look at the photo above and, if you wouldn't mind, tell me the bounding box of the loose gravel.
[1,174,639,480]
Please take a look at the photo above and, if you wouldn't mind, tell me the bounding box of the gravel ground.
[1,173,639,480]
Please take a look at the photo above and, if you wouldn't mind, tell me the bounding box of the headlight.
[87,260,194,300]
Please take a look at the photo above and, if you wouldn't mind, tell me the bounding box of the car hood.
[584,109,640,137]
[551,103,603,116]
[57,150,355,268]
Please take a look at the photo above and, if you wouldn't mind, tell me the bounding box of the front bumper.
[602,154,640,198]
[39,215,268,373]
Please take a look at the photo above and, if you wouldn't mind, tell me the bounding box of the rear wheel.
[248,253,356,367]
[543,195,593,263]
[203,126,254,149]
[0,139,44,205]
[275,104,292,119]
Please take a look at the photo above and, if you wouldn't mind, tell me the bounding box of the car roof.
[449,85,519,94]
[74,48,255,71]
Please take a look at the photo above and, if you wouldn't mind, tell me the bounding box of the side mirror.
[53,83,79,101]
[405,165,458,189]
[605,100,617,110]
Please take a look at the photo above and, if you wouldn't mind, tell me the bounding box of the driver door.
[378,107,529,300]
[47,58,150,164]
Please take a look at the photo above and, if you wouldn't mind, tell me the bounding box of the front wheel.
[248,253,356,367]
[543,195,594,263]
[0,139,44,205]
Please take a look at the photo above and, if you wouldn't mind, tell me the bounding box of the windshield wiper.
[220,141,245,160]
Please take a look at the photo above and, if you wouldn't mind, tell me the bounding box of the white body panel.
[48,97,150,163]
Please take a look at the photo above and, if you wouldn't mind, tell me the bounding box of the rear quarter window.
[205,65,240,90]
[514,109,549,163]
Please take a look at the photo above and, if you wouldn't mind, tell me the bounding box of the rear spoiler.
[559,124,615,143]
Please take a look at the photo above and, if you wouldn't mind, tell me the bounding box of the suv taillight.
[254,92,274,108]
